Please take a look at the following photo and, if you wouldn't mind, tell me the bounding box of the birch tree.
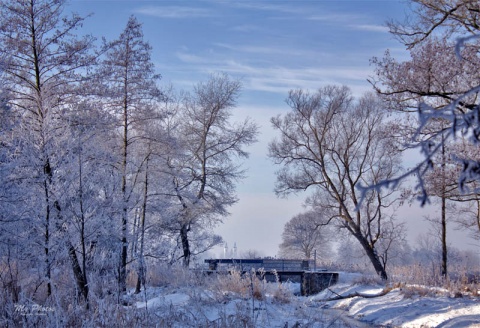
[269,86,402,280]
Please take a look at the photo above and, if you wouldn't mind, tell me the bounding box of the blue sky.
[67,0,478,257]
[69,0,409,101]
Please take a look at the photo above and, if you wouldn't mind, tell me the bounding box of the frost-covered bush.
[143,261,207,288]
[268,271,294,304]
[209,269,250,301]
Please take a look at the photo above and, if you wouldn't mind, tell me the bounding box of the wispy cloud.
[214,43,278,55]
[175,51,373,95]
[134,6,213,19]
[176,52,206,64]
[307,13,363,23]
[213,42,328,58]
[306,13,389,34]
[351,24,389,33]
[244,66,372,94]
[227,2,305,15]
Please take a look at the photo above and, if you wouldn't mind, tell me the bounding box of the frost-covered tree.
[278,211,332,260]
[371,38,480,114]
[128,116,178,293]
[376,0,480,200]
[371,1,480,277]
[167,73,258,267]
[129,90,185,270]
[57,102,119,307]
[98,15,163,293]
[435,140,480,240]
[0,0,96,301]
[387,0,480,49]
[269,86,402,280]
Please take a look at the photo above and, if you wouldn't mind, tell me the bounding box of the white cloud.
[306,11,389,33]
[213,42,331,58]
[307,13,362,23]
[227,2,305,15]
[214,43,283,55]
[351,24,389,33]
[134,6,213,18]
[175,52,206,64]
[174,51,373,95]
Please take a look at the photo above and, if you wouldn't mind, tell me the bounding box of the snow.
[128,272,480,327]
[135,292,190,309]
[310,273,480,327]
[323,288,480,327]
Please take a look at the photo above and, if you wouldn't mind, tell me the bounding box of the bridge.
[204,258,338,296]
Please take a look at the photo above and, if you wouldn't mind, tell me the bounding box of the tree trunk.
[120,212,128,293]
[67,243,89,307]
[135,156,149,294]
[119,76,129,294]
[441,195,447,278]
[476,200,480,233]
[441,135,448,278]
[46,157,90,306]
[54,197,90,307]
[76,152,90,308]
[180,224,191,267]
[135,264,144,295]
[174,177,192,268]
[43,163,52,297]
[355,233,388,280]
[43,204,52,297]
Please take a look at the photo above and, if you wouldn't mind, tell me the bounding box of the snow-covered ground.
[129,272,480,327]
[311,283,480,327]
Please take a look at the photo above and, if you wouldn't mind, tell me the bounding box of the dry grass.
[271,282,293,304]
[399,285,446,299]
[212,269,250,300]
[268,270,293,304]
[207,268,267,302]
[4,256,479,327]
[388,264,480,298]
[352,273,384,285]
